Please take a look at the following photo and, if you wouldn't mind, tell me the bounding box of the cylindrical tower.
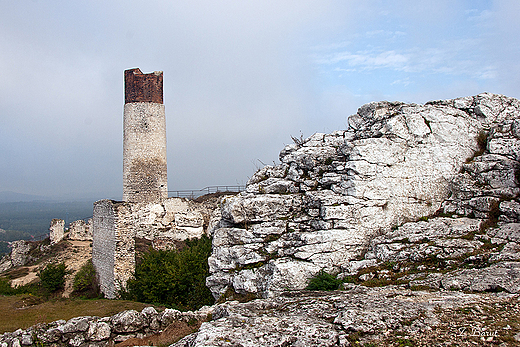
[123,68,167,203]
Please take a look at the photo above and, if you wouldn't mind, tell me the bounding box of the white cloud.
[315,50,409,69]
[314,38,498,80]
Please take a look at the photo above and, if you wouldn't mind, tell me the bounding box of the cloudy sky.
[0,0,518,200]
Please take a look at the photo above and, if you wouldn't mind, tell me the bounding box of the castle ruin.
[93,68,168,297]
[123,68,167,204]
[92,69,216,298]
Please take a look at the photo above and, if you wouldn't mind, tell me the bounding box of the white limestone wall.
[49,219,65,245]
[123,102,167,204]
[92,200,134,298]
[68,219,92,241]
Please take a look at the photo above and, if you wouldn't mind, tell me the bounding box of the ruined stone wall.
[132,197,210,242]
[68,219,92,241]
[113,203,135,295]
[92,197,218,298]
[0,306,212,347]
[49,219,64,245]
[92,200,135,299]
[123,68,167,204]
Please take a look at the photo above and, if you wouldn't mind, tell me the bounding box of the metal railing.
[168,185,245,199]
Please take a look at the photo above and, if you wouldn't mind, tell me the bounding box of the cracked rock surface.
[173,287,520,347]
[207,92,520,299]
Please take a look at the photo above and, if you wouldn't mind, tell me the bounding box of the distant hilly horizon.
[0,191,120,203]
[0,191,49,203]
[0,192,111,241]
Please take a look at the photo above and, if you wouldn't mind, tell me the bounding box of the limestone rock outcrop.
[0,240,31,273]
[207,93,520,299]
[173,287,520,347]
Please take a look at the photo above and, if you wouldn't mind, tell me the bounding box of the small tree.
[123,235,215,310]
[72,260,100,298]
[38,262,66,293]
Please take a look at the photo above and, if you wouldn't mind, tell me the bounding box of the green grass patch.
[306,270,342,291]
[0,295,156,334]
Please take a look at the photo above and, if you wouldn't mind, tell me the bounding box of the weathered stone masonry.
[123,68,167,204]
[49,219,65,245]
[92,200,135,299]
[92,197,216,298]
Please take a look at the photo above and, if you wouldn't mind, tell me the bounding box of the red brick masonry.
[125,68,163,104]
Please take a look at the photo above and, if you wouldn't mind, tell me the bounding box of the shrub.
[38,262,66,293]
[72,260,100,298]
[306,270,342,291]
[0,277,15,295]
[123,235,215,311]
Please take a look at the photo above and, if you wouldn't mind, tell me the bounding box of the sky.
[0,0,519,200]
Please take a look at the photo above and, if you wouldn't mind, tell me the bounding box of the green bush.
[122,235,215,310]
[306,270,342,291]
[38,262,66,293]
[0,277,15,295]
[72,260,100,298]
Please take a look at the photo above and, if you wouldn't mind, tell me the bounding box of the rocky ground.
[3,286,519,347]
[173,287,520,347]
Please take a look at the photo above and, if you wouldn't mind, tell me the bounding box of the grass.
[0,295,158,334]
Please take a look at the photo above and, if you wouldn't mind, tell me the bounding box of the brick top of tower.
[125,68,163,104]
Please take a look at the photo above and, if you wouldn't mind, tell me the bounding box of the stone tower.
[123,68,168,203]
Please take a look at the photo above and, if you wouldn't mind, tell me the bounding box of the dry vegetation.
[0,295,157,334]
[115,320,203,347]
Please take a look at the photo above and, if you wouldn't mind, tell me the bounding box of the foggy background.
[1,0,518,201]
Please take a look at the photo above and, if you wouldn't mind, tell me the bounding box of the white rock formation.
[0,240,31,273]
[207,93,520,299]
